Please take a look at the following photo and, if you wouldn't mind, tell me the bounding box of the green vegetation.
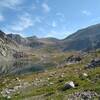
[0,51,100,100]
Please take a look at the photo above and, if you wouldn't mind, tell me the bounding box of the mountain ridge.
[62,23,100,51]
[0,23,100,56]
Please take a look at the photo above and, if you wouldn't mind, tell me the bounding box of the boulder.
[62,81,75,91]
[65,55,82,64]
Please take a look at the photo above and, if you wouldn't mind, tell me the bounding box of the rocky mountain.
[7,34,27,45]
[0,31,33,61]
[0,23,100,56]
[7,34,56,46]
[7,33,61,50]
[62,24,100,51]
[0,31,20,61]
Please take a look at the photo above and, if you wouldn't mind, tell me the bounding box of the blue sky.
[0,0,100,39]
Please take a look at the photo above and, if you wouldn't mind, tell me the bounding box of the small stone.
[83,73,88,77]
[60,74,64,78]
[7,95,11,99]
[50,82,54,85]
[47,78,50,80]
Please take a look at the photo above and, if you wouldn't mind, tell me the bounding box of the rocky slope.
[0,51,100,100]
[0,30,33,61]
[0,30,18,61]
[62,24,100,51]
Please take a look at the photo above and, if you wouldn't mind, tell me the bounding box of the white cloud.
[82,10,91,16]
[42,3,50,13]
[11,13,33,32]
[0,0,23,9]
[9,13,44,33]
[0,14,4,21]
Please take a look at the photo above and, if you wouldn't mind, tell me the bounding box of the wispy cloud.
[42,2,50,13]
[0,0,23,10]
[11,13,33,32]
[0,14,4,21]
[82,10,91,16]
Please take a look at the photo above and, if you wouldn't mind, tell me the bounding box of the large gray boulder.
[62,81,75,91]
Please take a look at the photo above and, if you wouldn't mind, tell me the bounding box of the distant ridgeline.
[0,23,100,60]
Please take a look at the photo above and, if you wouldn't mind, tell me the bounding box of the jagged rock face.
[0,38,7,56]
[0,30,7,39]
[0,30,18,59]
[7,34,28,45]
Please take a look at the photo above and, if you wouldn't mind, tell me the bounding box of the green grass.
[0,51,100,100]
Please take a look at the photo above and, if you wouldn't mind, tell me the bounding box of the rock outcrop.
[65,55,82,64]
[0,38,7,57]
[68,91,99,100]
[86,58,100,68]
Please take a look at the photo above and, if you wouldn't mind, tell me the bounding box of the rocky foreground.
[0,51,100,100]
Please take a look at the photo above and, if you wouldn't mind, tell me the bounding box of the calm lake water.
[0,61,56,75]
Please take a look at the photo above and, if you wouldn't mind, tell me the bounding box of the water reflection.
[0,61,46,75]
